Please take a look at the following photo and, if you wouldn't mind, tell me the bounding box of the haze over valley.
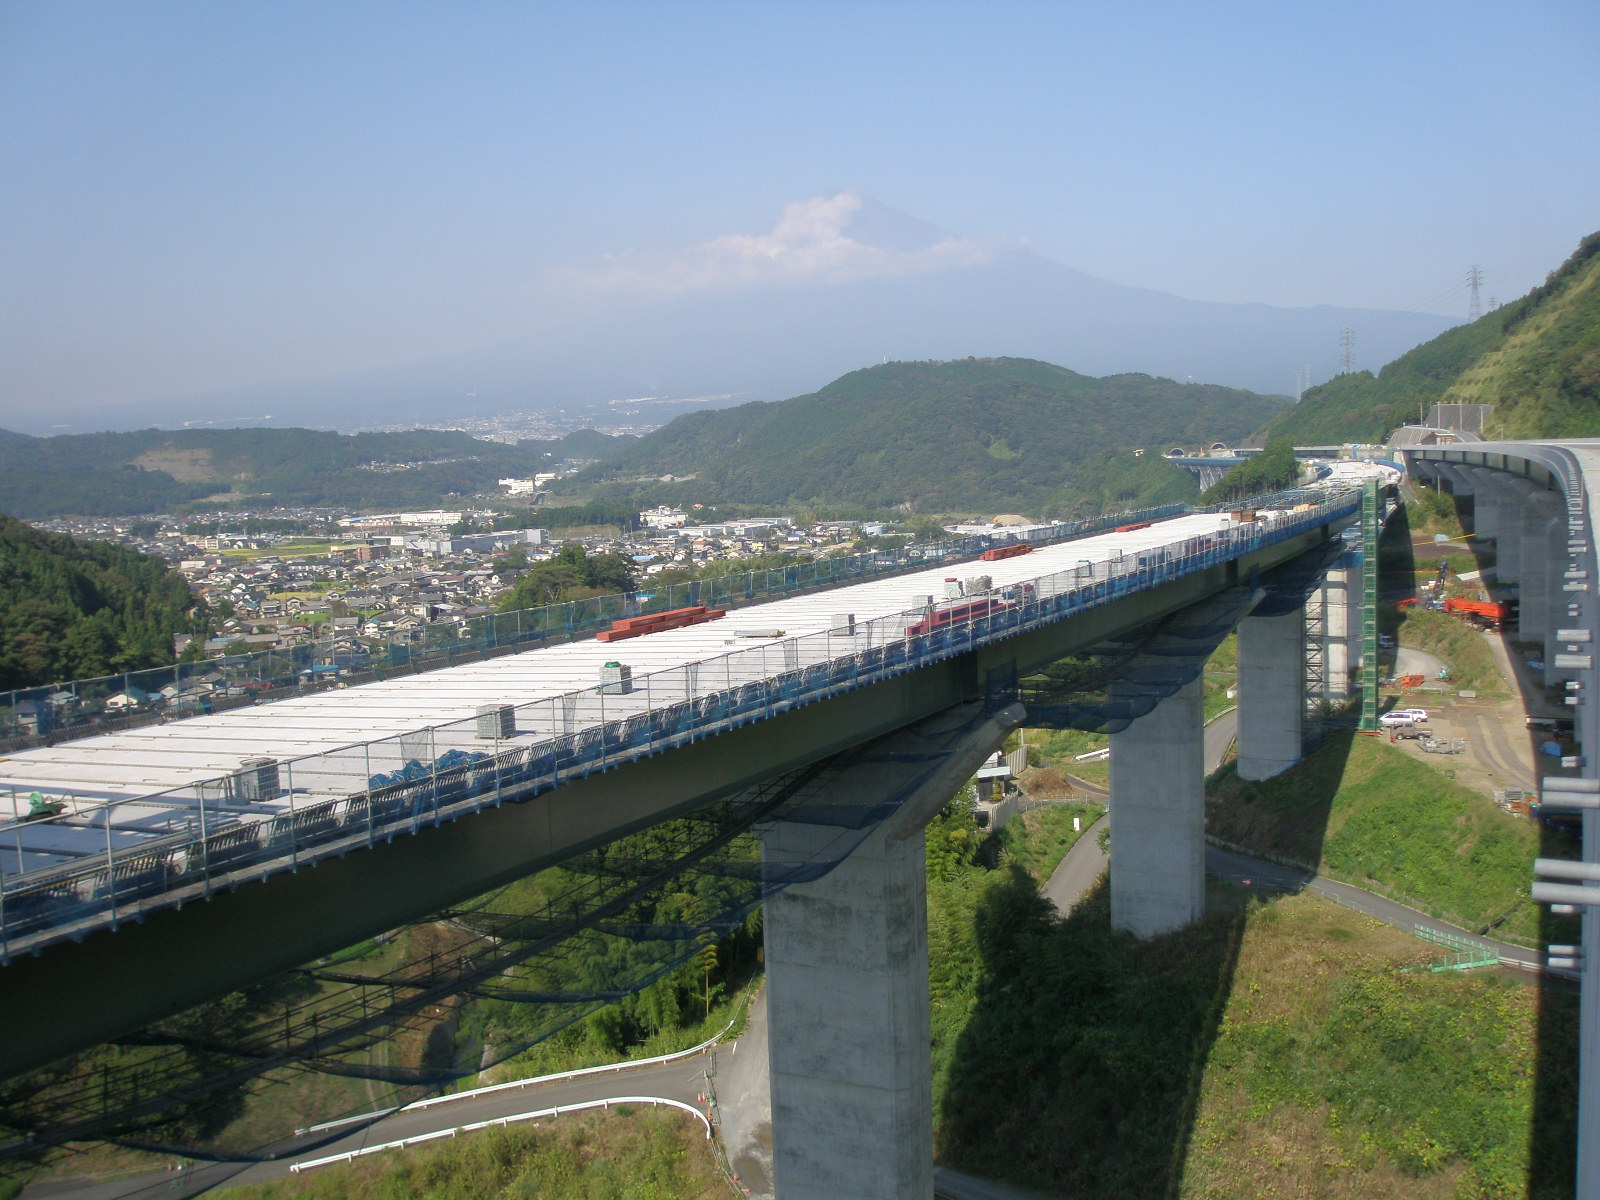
[8,195,1462,436]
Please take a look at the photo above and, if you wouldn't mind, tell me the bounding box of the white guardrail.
[295,1016,733,1137]
[289,1096,712,1174]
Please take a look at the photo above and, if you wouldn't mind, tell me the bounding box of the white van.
[1379,711,1418,728]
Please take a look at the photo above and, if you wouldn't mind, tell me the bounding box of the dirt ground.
[1383,621,1569,799]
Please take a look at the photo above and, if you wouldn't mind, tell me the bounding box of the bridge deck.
[0,502,1354,959]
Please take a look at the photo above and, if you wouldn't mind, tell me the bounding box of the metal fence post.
[104,816,117,927]
[285,761,299,871]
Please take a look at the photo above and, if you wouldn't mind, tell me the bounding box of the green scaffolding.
[1359,480,1380,732]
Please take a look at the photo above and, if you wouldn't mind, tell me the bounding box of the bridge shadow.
[1530,819,1583,1199]
[933,865,1252,1198]
[1204,729,1351,871]
[1406,484,1584,1195]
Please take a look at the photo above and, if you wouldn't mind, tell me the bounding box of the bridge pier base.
[1236,605,1306,780]
[1109,675,1205,937]
[758,704,1020,1200]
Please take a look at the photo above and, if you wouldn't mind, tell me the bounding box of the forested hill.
[1258,230,1600,445]
[0,427,638,519]
[577,358,1287,515]
[0,514,202,690]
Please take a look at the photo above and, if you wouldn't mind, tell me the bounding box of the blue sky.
[2,0,1597,419]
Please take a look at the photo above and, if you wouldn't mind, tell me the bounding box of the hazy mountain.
[20,196,1459,435]
[0,426,637,518]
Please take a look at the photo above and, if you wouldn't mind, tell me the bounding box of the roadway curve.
[22,1052,719,1200]
[1042,707,1539,973]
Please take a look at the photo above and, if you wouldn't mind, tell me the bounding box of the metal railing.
[0,492,1358,962]
[0,505,1188,748]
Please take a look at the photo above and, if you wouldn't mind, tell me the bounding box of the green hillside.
[0,514,203,689]
[1260,230,1600,444]
[579,358,1286,515]
[0,428,638,519]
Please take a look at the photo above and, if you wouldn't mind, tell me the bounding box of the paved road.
[1205,845,1540,970]
[1041,813,1109,915]
[1205,707,1238,773]
[712,984,773,1196]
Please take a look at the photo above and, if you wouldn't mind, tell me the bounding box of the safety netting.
[0,706,1000,1185]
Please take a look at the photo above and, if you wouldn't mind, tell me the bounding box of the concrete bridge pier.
[758,704,1022,1200]
[1470,468,1523,584]
[1507,480,1563,642]
[1235,604,1307,781]
[1435,463,1486,535]
[1109,675,1206,937]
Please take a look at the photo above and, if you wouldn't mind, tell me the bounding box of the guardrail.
[289,1095,713,1175]
[0,492,1357,962]
[0,505,1189,748]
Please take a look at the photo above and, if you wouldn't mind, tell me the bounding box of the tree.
[496,545,636,611]
[1200,437,1301,505]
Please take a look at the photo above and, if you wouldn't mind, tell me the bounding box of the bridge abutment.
[1236,605,1306,780]
[1109,675,1206,937]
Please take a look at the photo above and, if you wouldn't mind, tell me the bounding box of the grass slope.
[1259,229,1600,445]
[212,1109,723,1200]
[928,849,1572,1199]
[1185,894,1572,1200]
[1206,734,1539,942]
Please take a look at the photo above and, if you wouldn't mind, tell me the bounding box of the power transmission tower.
[1468,265,1483,319]
[1340,328,1355,375]
[1295,364,1312,400]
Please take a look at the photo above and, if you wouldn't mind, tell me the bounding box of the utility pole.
[1468,265,1483,320]
[1340,328,1355,376]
